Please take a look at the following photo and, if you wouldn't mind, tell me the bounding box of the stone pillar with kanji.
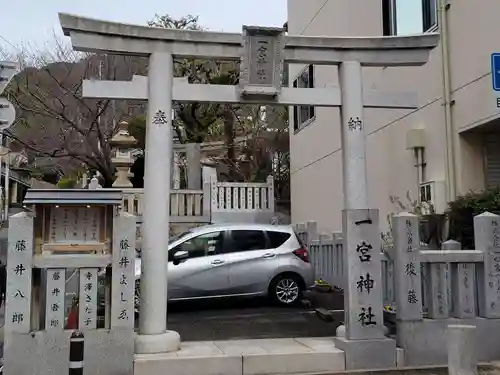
[334,209,396,370]
[111,120,137,188]
[5,212,34,335]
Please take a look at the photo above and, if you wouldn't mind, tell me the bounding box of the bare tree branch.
[0,37,141,186]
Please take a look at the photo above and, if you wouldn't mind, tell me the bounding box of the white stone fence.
[122,186,210,220]
[211,176,274,212]
[294,221,394,305]
[295,212,496,313]
[392,211,500,366]
[293,222,344,290]
[120,175,275,223]
[297,212,500,365]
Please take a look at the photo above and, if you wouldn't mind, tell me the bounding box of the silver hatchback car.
[134,223,314,307]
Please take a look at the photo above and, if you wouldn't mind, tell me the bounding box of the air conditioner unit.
[419,180,446,214]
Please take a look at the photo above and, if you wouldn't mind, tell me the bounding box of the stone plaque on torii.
[59,12,439,369]
[238,26,285,98]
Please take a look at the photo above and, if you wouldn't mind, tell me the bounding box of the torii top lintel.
[59,13,439,67]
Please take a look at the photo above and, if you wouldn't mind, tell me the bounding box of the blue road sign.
[492,53,500,91]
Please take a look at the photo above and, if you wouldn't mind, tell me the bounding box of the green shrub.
[56,176,77,189]
[447,186,500,249]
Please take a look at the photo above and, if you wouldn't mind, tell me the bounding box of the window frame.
[422,0,438,32]
[292,64,316,133]
[382,0,398,36]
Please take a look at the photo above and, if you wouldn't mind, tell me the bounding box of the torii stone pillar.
[59,13,439,360]
[137,52,180,353]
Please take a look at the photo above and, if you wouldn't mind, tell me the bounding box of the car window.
[169,231,224,261]
[169,230,192,245]
[294,231,307,248]
[267,231,291,248]
[230,230,267,252]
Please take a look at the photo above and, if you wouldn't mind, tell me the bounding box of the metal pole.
[69,331,84,375]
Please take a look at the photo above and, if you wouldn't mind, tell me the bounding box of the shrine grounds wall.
[296,211,500,366]
[287,0,500,233]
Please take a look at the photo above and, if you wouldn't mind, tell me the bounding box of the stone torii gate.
[59,13,438,368]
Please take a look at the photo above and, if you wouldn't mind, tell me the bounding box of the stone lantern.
[110,120,137,187]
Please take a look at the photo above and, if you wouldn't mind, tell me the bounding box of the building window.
[382,0,397,36]
[422,0,438,32]
[293,65,315,132]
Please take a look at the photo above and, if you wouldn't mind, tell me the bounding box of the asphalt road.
[0,291,345,346]
[165,293,344,341]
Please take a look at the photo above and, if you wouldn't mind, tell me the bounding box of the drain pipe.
[439,0,456,201]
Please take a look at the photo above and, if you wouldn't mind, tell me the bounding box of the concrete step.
[134,337,345,375]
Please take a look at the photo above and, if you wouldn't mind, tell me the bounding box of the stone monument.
[3,188,135,375]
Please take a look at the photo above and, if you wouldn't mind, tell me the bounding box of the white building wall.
[288,0,391,232]
[288,0,500,233]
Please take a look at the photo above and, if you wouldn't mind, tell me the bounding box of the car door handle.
[262,253,276,259]
[211,259,225,265]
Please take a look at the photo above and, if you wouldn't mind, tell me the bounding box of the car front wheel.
[269,274,303,306]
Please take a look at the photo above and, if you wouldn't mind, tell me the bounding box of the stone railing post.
[426,242,451,319]
[267,175,275,211]
[392,212,423,321]
[202,180,211,219]
[305,221,317,248]
[88,176,102,189]
[474,212,500,318]
[442,240,458,317]
[448,324,477,375]
[210,176,219,214]
[445,240,476,318]
[185,143,201,189]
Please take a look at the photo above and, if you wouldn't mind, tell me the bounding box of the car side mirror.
[172,250,189,265]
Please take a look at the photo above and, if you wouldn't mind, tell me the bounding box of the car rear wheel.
[269,274,303,306]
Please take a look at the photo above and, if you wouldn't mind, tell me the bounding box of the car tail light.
[293,247,310,263]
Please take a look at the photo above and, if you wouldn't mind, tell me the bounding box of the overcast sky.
[0,0,422,54]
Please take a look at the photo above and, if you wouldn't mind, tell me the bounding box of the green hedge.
[56,176,77,189]
[447,186,500,249]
